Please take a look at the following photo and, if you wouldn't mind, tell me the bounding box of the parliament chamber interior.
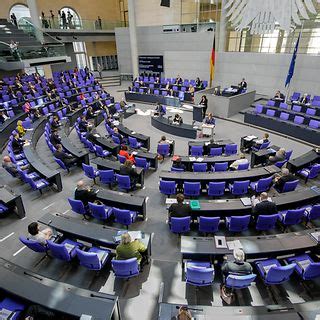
[0,0,320,319]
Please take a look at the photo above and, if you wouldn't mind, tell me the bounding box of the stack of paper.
[227,240,243,250]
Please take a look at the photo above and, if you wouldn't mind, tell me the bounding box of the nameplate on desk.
[215,236,227,248]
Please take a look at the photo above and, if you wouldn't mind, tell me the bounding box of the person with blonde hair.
[116,233,147,264]
[268,147,286,164]
[16,120,26,137]
[230,153,249,170]
[177,306,192,320]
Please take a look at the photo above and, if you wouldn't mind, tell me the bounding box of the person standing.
[199,95,208,118]
[61,11,67,29]
[97,63,103,79]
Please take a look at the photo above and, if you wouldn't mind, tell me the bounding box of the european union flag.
[285,32,301,88]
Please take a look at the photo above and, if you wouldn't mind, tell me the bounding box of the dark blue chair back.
[19,236,47,253]
[170,217,191,233]
[225,144,237,155]
[115,174,131,191]
[193,163,207,172]
[112,258,139,278]
[213,162,228,172]
[307,205,320,221]
[227,215,251,232]
[186,264,215,286]
[113,207,136,226]
[281,180,299,193]
[99,169,115,185]
[118,155,126,164]
[237,162,249,170]
[76,248,107,270]
[159,180,176,195]
[199,216,219,233]
[208,181,225,197]
[68,198,87,216]
[282,208,304,225]
[191,146,203,156]
[88,202,111,220]
[255,177,273,192]
[209,147,222,156]
[157,143,170,157]
[231,180,250,196]
[264,264,296,284]
[225,274,256,289]
[256,214,279,231]
[47,240,72,261]
[184,182,201,197]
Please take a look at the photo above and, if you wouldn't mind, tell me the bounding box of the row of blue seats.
[159,178,299,197]
[169,206,320,233]
[184,252,320,289]
[20,236,140,278]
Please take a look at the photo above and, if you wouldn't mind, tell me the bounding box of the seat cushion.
[286,253,313,275]
[255,258,281,279]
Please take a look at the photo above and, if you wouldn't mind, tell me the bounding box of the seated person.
[204,113,215,125]
[119,145,135,163]
[119,160,139,186]
[24,304,56,320]
[299,93,310,104]
[172,113,183,125]
[171,156,186,171]
[154,103,166,116]
[229,153,249,170]
[16,120,26,137]
[252,192,277,217]
[0,110,9,124]
[168,193,191,222]
[273,168,296,192]
[53,144,78,167]
[86,106,96,120]
[113,127,124,144]
[268,148,286,164]
[85,126,100,142]
[253,133,269,148]
[50,130,61,147]
[273,90,285,102]
[177,306,192,320]
[2,155,28,176]
[11,133,25,154]
[195,77,201,88]
[105,114,115,128]
[27,222,53,246]
[32,109,41,122]
[165,82,171,91]
[221,248,253,297]
[116,233,147,265]
[51,115,61,130]
[120,97,129,110]
[188,84,195,95]
[167,88,174,97]
[175,75,182,85]
[74,180,97,206]
[107,103,117,116]
[78,115,90,132]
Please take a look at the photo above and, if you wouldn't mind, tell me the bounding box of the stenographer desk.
[287,149,320,172]
[96,189,147,220]
[0,258,121,320]
[159,165,280,187]
[92,158,145,187]
[181,228,319,263]
[0,187,26,219]
[117,123,150,150]
[165,188,320,217]
[23,118,62,191]
[39,212,151,256]
[151,116,197,139]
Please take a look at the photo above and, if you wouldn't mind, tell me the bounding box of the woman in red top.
[119,145,135,163]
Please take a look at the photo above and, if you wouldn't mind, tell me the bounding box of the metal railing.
[40,16,127,31]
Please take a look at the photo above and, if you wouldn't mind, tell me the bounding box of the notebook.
[296,259,311,271]
[240,197,252,206]
[64,243,75,253]
[227,240,242,250]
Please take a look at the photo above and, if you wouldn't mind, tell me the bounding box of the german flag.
[209,35,215,87]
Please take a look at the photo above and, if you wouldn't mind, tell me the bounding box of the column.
[26,0,43,42]
[127,0,139,78]
[218,0,226,52]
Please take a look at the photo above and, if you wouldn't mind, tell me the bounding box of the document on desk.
[240,197,252,206]
[196,157,204,162]
[189,157,196,161]
[310,231,320,242]
[0,308,15,319]
[215,236,227,248]
[227,240,243,250]
[244,135,257,141]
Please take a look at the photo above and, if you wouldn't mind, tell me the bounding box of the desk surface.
[181,228,319,258]
[117,123,150,142]
[0,258,119,319]
[39,212,151,251]
[0,187,18,203]
[179,154,239,165]
[160,165,280,182]
[288,149,320,170]
[92,158,144,175]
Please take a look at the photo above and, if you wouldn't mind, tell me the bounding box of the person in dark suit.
[273,168,296,192]
[168,193,191,222]
[154,103,166,116]
[239,78,247,89]
[11,133,25,154]
[50,115,61,130]
[199,95,208,118]
[53,144,77,167]
[273,90,285,102]
[172,113,183,125]
[175,75,182,85]
[119,160,139,187]
[78,115,90,132]
[113,127,124,144]
[204,113,215,125]
[50,130,61,147]
[86,106,96,120]
[195,77,201,87]
[252,192,277,217]
[85,126,99,142]
[74,180,97,206]
[299,93,310,104]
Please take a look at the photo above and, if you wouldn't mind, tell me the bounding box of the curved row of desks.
[165,188,320,217]
[188,139,235,155]
[159,301,319,319]
[159,165,281,184]
[288,149,320,172]
[181,227,320,261]
[0,187,25,219]
[39,211,151,255]
[117,123,150,150]
[23,118,62,191]
[0,258,121,320]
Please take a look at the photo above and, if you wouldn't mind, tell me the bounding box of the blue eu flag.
[285,32,301,88]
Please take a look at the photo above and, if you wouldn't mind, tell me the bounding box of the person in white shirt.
[229,153,249,170]
[28,222,53,246]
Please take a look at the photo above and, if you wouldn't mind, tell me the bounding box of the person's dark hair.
[121,145,128,151]
[28,222,39,235]
[56,144,62,150]
[161,135,166,141]
[176,193,184,204]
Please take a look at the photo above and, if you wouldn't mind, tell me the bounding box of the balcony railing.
[41,17,127,31]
